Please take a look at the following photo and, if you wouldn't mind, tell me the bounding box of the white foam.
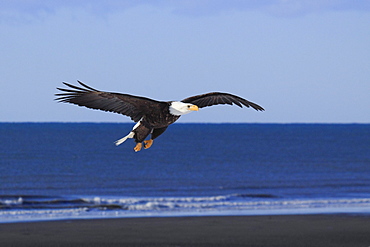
[1,197,23,205]
[2,196,370,223]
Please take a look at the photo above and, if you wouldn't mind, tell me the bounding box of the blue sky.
[1,0,369,123]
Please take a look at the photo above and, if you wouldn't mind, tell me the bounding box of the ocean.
[0,123,369,223]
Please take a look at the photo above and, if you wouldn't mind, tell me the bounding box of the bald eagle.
[55,81,264,152]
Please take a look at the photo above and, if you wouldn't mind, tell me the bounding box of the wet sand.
[0,214,369,246]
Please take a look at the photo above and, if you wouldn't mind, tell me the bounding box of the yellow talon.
[134,143,142,152]
[144,139,153,149]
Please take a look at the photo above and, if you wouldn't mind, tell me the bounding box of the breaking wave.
[1,194,370,223]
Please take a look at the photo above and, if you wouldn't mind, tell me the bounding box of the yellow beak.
[189,105,199,111]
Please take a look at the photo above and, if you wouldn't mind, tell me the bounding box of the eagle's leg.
[134,143,143,152]
[132,123,152,152]
[144,139,153,149]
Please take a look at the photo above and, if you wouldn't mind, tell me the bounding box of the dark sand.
[1,214,369,247]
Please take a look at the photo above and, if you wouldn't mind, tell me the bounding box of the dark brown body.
[133,103,180,143]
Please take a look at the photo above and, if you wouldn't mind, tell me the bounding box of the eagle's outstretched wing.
[181,92,264,111]
[55,81,164,122]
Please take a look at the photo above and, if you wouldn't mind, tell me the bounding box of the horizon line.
[1,121,369,125]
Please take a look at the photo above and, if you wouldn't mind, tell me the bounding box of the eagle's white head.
[169,101,199,116]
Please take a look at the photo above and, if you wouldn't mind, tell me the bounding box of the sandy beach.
[0,214,369,246]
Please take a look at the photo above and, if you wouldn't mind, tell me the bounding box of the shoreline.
[1,214,369,246]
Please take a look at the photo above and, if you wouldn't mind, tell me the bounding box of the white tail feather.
[114,132,134,146]
[115,119,143,146]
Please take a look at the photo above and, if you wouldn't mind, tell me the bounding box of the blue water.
[0,123,369,222]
